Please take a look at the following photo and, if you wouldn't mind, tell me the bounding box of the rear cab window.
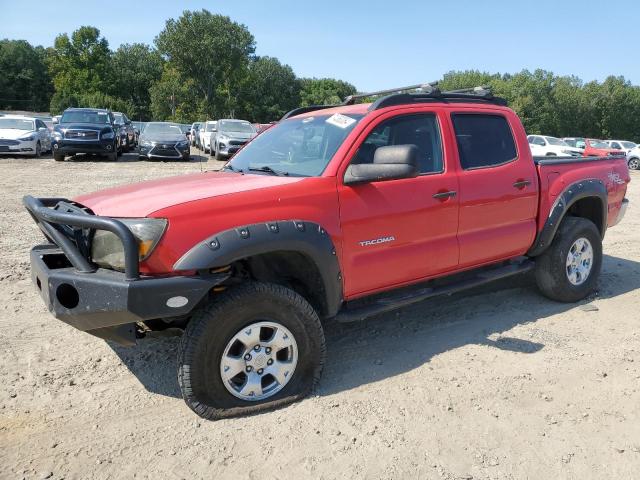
[452,114,517,169]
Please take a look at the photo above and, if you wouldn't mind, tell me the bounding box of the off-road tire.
[178,282,326,420]
[535,216,602,302]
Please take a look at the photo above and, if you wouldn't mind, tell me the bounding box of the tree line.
[1,9,640,141]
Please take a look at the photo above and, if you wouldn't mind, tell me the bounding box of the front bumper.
[30,245,226,345]
[24,196,227,345]
[0,139,36,154]
[53,139,115,155]
[139,143,189,160]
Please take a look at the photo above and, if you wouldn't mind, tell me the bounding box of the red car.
[583,138,626,157]
[24,84,630,420]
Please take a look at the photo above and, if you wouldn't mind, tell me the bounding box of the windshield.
[621,141,636,149]
[545,136,568,146]
[0,118,34,130]
[143,123,183,135]
[219,120,255,134]
[205,123,216,132]
[61,111,110,124]
[589,139,609,148]
[113,113,124,123]
[227,113,364,177]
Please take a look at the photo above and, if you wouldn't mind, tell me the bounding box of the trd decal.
[358,236,396,247]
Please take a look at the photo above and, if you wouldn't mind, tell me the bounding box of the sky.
[1,0,638,91]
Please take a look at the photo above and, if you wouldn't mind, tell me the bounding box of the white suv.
[200,121,217,154]
[528,135,582,157]
[605,140,637,153]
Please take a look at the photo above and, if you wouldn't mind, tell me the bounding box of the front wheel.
[214,147,225,161]
[534,217,602,302]
[628,157,640,170]
[178,282,326,420]
[33,142,41,158]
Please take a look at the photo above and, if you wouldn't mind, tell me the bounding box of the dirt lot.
[0,150,639,480]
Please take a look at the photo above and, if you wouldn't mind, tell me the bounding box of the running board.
[334,259,534,323]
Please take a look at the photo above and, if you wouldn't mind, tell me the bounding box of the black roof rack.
[279,83,507,121]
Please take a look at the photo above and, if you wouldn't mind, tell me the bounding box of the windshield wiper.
[247,165,289,176]
[223,164,244,174]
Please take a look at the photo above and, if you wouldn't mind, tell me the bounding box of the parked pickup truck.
[24,84,630,420]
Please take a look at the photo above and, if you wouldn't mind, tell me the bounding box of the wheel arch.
[528,178,607,257]
[173,220,343,318]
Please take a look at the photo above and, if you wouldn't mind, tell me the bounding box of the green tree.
[0,40,53,111]
[111,43,164,120]
[237,56,300,122]
[149,65,202,123]
[299,78,357,106]
[47,26,113,113]
[155,10,255,118]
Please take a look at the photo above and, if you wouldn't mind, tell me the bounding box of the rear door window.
[452,114,517,169]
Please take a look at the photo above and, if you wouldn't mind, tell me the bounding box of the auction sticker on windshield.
[326,113,357,129]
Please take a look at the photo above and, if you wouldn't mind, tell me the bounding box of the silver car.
[211,119,257,160]
[0,115,51,157]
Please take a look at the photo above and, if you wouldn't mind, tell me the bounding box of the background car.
[583,138,626,157]
[200,120,217,154]
[212,119,257,160]
[52,108,121,161]
[626,145,640,170]
[605,140,637,152]
[138,121,190,161]
[0,115,51,157]
[113,112,136,152]
[562,137,586,149]
[528,135,582,156]
[190,122,201,146]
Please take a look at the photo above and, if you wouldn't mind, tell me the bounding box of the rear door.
[337,108,459,297]
[450,110,538,267]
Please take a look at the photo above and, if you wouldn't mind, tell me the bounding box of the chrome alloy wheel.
[220,321,298,401]
[628,157,640,170]
[566,237,594,286]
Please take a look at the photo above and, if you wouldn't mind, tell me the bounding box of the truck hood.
[74,171,304,217]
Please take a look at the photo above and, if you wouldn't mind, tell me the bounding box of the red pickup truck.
[24,84,630,420]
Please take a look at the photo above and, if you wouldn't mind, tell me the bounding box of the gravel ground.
[0,149,639,480]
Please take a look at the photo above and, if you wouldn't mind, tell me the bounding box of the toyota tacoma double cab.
[25,84,630,420]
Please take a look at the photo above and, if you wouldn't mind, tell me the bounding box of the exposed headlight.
[52,131,63,140]
[140,139,153,147]
[102,131,115,140]
[19,134,35,141]
[218,134,229,142]
[91,218,167,271]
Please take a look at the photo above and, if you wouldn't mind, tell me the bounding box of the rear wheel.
[535,217,602,302]
[54,153,65,162]
[628,157,640,170]
[178,282,325,420]
[215,146,225,161]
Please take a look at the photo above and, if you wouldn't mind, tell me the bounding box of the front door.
[337,110,460,298]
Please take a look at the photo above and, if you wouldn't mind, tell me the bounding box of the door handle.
[513,180,532,189]
[432,191,457,200]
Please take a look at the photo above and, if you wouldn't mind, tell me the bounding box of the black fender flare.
[527,178,607,257]
[173,220,343,317]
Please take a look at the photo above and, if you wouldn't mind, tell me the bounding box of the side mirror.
[344,144,419,185]
[38,127,47,132]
